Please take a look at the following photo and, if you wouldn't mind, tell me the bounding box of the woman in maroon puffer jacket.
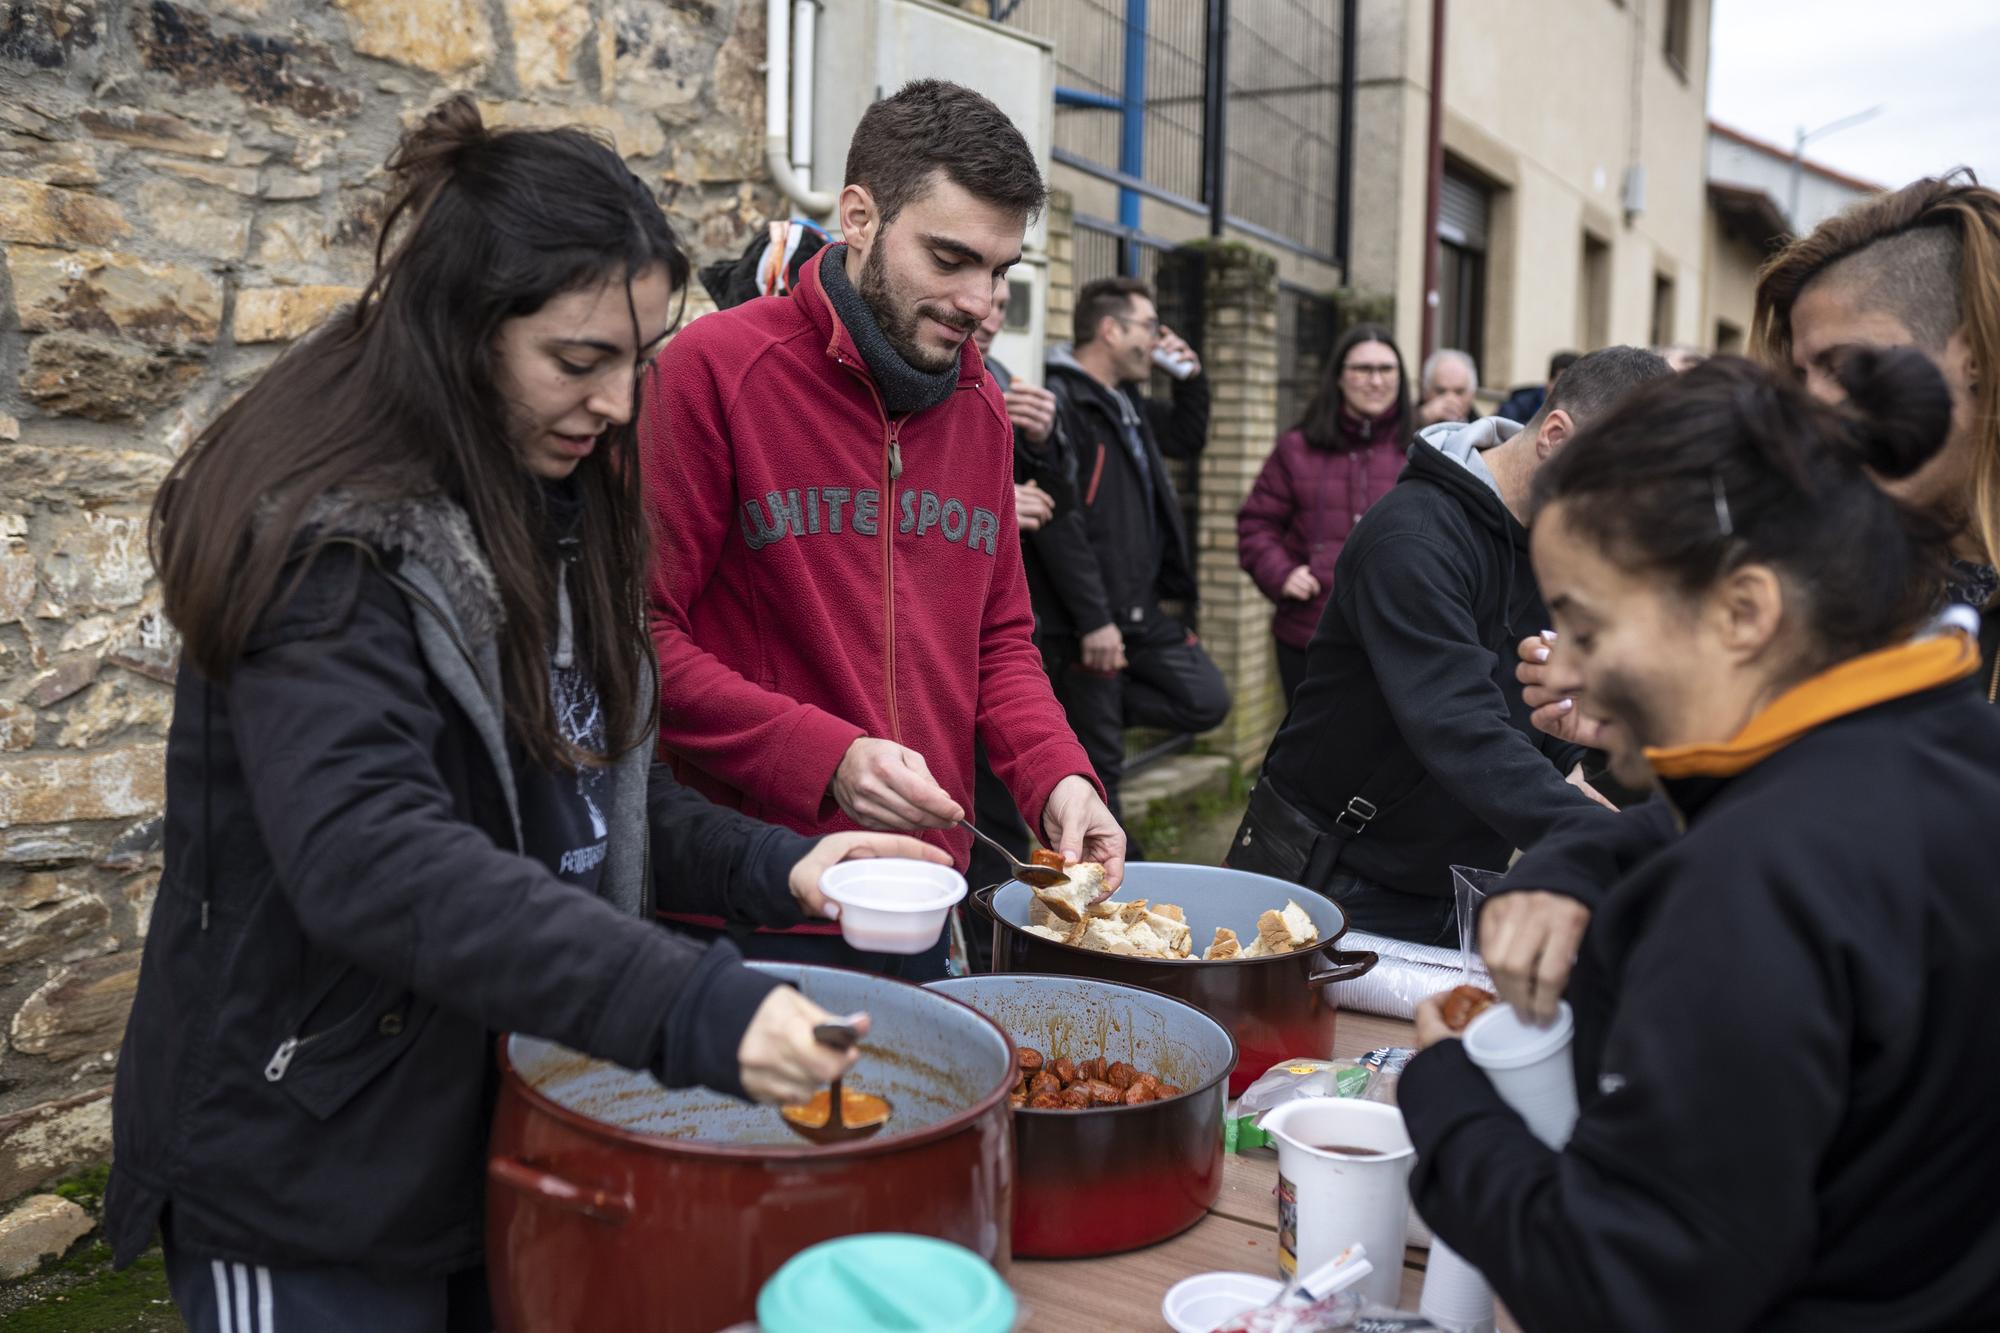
[1238,323,1413,703]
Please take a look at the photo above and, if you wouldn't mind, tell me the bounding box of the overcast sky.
[1707,0,2000,190]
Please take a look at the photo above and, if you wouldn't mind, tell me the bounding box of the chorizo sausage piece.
[1085,1079,1124,1106]
[1017,1046,1045,1075]
[1105,1061,1136,1090]
[1156,1084,1183,1099]
[1028,1092,1065,1110]
[1122,1082,1156,1105]
[1060,1085,1092,1109]
[1439,984,1498,1032]
[1050,1057,1078,1086]
[1029,1070,1062,1098]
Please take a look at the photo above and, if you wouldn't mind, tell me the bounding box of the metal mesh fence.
[999,0,1345,260]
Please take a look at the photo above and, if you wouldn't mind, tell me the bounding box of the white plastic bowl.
[819,858,967,954]
[1162,1271,1284,1332]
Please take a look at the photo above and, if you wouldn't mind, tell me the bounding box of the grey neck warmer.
[819,243,961,417]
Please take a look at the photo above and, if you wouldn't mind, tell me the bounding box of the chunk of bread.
[1203,927,1241,961]
[1255,899,1319,955]
[1029,861,1112,922]
[1126,908,1192,959]
[1025,919,1087,947]
[1077,917,1144,955]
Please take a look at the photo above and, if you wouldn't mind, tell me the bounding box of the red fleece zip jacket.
[644,247,1099,930]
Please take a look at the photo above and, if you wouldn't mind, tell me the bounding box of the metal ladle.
[779,1017,892,1146]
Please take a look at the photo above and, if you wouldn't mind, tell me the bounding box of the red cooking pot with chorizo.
[971,863,1378,1096]
[927,974,1235,1258]
[486,963,1016,1333]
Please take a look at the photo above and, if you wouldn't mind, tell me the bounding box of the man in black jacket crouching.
[1228,346,1670,943]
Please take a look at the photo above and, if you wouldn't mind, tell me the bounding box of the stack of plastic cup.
[1417,1002,1579,1331]
[1417,1236,1495,1332]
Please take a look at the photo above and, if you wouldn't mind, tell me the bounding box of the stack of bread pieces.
[1022,863,1321,962]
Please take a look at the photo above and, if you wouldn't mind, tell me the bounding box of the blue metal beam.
[1119,0,1148,270]
[1055,86,1123,111]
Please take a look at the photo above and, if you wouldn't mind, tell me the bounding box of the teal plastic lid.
[757,1234,1016,1333]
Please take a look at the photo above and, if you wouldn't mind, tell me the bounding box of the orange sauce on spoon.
[779,1087,892,1131]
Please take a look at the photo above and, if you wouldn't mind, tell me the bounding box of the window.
[1662,0,1692,76]
[1437,168,1489,369]
[1003,277,1032,334]
[1651,273,1676,348]
[1578,232,1611,350]
[1715,319,1743,355]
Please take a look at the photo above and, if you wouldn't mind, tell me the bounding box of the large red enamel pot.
[486,963,1016,1333]
[926,974,1235,1258]
[971,863,1378,1097]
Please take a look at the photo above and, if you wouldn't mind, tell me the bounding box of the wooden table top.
[1009,1010,1522,1331]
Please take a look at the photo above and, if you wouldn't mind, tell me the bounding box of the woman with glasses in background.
[1238,323,1414,702]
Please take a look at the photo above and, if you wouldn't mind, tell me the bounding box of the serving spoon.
[779,1016,892,1146]
[958,819,1069,889]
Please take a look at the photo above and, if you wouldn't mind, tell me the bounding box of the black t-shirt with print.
[513,480,611,892]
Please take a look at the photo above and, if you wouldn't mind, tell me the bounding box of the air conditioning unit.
[806,0,1056,381]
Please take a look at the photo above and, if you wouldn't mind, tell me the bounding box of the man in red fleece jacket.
[644,80,1123,978]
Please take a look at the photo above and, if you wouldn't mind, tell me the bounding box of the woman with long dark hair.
[1404,351,2000,1330]
[106,97,941,1331]
[1237,322,1412,701]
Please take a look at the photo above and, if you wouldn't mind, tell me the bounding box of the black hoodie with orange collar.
[1402,633,2000,1331]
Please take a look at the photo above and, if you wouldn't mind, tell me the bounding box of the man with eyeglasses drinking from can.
[1041,277,1230,853]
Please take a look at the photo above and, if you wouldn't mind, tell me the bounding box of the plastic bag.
[1352,1046,1414,1106]
[1451,864,1503,978]
[1225,1059,1370,1151]
[1223,1047,1415,1151]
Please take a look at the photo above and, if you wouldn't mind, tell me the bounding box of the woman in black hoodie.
[109,98,945,1331]
[1401,351,2000,1331]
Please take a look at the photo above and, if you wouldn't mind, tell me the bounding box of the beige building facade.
[1703,121,1880,358]
[1348,0,1715,399]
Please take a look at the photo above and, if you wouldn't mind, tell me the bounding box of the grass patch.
[0,1163,181,1330]
[53,1163,111,1214]
[0,1241,180,1331]
[1131,765,1251,861]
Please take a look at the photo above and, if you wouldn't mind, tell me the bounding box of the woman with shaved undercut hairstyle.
[1753,171,2000,685]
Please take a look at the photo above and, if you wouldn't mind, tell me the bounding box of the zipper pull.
[265,1037,300,1082]
[889,436,903,482]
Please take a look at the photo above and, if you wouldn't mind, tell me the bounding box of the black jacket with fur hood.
[104,495,813,1276]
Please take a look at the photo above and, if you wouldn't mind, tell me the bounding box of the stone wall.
[0,0,775,1203]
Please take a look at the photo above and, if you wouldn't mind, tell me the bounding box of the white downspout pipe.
[766,0,837,216]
